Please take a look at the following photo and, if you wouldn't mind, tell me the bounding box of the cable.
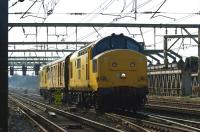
[77,0,149,41]
[151,0,167,19]
[121,0,126,13]
[79,0,116,23]
[9,1,18,8]
[71,0,118,41]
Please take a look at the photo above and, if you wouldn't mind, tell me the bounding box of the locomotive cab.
[90,34,148,111]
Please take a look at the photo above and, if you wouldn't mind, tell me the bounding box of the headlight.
[121,73,126,79]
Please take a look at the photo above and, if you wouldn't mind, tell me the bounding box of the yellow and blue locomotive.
[39,34,148,111]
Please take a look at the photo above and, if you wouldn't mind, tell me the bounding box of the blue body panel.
[92,34,143,58]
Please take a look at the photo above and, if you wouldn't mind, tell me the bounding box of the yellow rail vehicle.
[39,34,148,111]
[39,66,48,98]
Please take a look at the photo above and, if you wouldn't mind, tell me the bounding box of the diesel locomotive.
[39,34,148,111]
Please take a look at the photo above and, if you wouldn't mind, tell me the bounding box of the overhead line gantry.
[8,23,200,78]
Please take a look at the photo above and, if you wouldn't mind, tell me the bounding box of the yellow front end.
[91,49,148,89]
[90,49,148,111]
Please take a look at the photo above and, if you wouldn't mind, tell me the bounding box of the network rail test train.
[39,34,148,112]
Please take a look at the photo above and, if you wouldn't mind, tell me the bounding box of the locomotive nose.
[121,73,126,79]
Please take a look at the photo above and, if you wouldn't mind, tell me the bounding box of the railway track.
[20,91,200,116]
[145,103,200,116]
[11,92,200,132]
[11,93,141,132]
[9,94,124,132]
[148,97,200,109]
[139,112,200,129]
[9,96,67,132]
[9,93,163,132]
[105,112,200,132]
[17,108,48,132]
[145,96,200,116]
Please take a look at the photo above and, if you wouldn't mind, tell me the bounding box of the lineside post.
[0,0,8,131]
[198,28,200,96]
[164,36,168,68]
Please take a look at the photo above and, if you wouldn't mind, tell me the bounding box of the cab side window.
[77,59,81,69]
[70,62,73,78]
[93,59,97,72]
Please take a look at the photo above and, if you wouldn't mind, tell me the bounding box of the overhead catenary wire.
[150,0,167,19]
[51,0,118,45]
[77,0,199,42]
[9,0,200,55]
[79,0,117,23]
[71,0,118,41]
[77,0,154,41]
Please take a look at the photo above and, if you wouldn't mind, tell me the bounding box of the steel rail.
[11,94,124,132]
[139,112,200,132]
[140,112,200,129]
[9,96,67,132]
[105,113,150,132]
[148,99,200,109]
[145,104,200,116]
[18,107,48,132]
[106,113,196,132]
[148,97,200,104]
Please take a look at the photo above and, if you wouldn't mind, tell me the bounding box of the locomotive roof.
[71,33,143,58]
[40,53,72,68]
[94,33,143,50]
[91,33,143,58]
[40,34,143,68]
